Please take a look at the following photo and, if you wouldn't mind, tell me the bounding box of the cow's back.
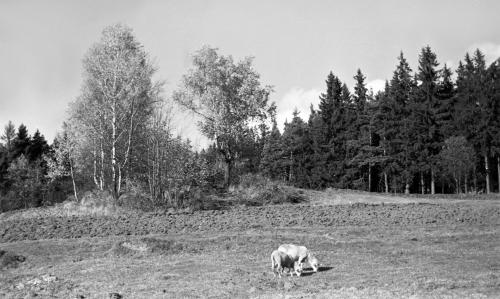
[278,244,308,261]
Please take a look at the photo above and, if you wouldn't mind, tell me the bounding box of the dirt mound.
[0,249,26,269]
[1,203,499,242]
[108,237,201,257]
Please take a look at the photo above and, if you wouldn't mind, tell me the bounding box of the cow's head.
[309,256,319,272]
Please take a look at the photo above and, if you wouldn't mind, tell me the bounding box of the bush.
[61,190,117,216]
[118,179,156,211]
[0,193,24,213]
[236,174,306,206]
[164,186,216,211]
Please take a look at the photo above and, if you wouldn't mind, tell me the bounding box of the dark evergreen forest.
[258,47,500,195]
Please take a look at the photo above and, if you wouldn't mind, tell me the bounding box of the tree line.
[260,47,500,194]
[0,122,53,209]
[1,24,499,212]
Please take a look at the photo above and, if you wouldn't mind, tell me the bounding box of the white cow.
[278,244,319,272]
[270,250,302,277]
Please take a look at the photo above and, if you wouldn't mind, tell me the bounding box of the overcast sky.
[1,0,500,148]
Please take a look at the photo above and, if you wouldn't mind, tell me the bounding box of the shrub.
[236,174,306,206]
[118,179,156,211]
[62,190,117,216]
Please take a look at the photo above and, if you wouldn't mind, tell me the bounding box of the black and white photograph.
[0,0,499,298]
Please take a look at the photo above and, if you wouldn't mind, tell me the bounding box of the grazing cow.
[278,244,319,272]
[271,250,302,277]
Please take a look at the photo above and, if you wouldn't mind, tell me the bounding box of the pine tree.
[374,81,392,192]
[27,130,49,163]
[1,121,16,152]
[281,109,308,187]
[412,46,442,194]
[437,64,456,137]
[347,69,376,190]
[384,52,414,193]
[306,106,329,188]
[455,50,494,193]
[260,120,283,180]
[435,64,456,191]
[485,58,500,193]
[12,124,30,161]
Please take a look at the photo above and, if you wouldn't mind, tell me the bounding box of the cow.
[271,250,302,277]
[278,244,319,272]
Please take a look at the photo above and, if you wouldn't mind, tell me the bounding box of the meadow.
[0,189,499,298]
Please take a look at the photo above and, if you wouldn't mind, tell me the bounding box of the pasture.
[1,190,499,298]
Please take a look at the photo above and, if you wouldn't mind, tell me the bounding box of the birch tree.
[45,123,82,201]
[173,46,274,189]
[70,24,161,198]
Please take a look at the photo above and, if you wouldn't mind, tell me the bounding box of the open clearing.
[1,190,499,298]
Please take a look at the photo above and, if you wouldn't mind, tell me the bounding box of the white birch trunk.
[69,159,78,201]
[484,154,490,194]
[420,172,424,194]
[431,168,435,194]
[497,156,500,194]
[100,140,104,190]
[111,98,117,198]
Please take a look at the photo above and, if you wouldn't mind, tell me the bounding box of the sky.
[1,0,500,149]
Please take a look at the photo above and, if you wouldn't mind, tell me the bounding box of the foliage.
[6,155,45,208]
[69,24,162,198]
[173,46,274,188]
[439,136,476,193]
[3,30,500,205]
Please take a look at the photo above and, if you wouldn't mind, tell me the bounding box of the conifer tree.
[27,130,49,163]
[455,50,494,193]
[487,59,500,192]
[348,69,372,190]
[13,124,30,161]
[260,120,283,180]
[306,106,329,188]
[374,81,392,192]
[385,52,414,193]
[413,46,442,194]
[281,109,308,187]
[1,121,16,152]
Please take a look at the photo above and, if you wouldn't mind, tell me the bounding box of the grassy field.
[0,190,499,298]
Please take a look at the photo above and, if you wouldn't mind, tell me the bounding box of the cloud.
[275,87,321,131]
[366,79,386,94]
[468,43,500,64]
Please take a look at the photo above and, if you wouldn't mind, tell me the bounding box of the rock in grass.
[0,249,26,269]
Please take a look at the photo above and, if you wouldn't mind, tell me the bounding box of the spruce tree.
[385,52,414,193]
[27,130,49,163]
[307,106,329,188]
[12,124,30,161]
[456,50,494,193]
[413,46,442,194]
[260,120,283,180]
[487,59,500,192]
[347,69,374,190]
[281,110,308,186]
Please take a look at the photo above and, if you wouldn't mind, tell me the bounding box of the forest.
[1,24,499,211]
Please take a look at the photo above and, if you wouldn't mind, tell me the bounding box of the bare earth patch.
[0,190,499,298]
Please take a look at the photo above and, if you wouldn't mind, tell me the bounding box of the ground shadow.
[299,266,334,276]
[318,266,334,272]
